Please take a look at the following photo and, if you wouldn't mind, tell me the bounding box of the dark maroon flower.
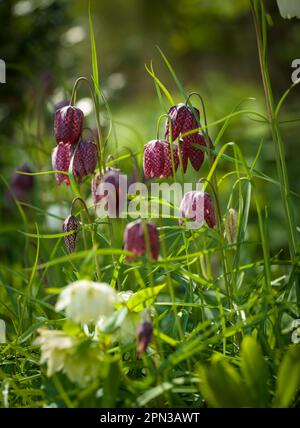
[6,164,34,203]
[204,192,216,228]
[11,164,34,191]
[72,139,98,181]
[186,132,206,171]
[124,220,159,261]
[52,142,71,185]
[52,140,97,185]
[62,214,80,253]
[54,105,84,145]
[91,167,122,215]
[143,140,179,179]
[165,103,199,142]
[137,321,153,358]
[178,138,189,173]
[179,191,216,229]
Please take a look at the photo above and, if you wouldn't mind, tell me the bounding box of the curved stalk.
[71,196,101,280]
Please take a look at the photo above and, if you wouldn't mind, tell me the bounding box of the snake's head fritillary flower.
[137,321,153,358]
[72,139,98,181]
[54,105,84,145]
[124,220,159,261]
[179,191,216,229]
[55,280,119,324]
[52,142,71,185]
[143,140,179,179]
[91,167,123,216]
[62,214,80,253]
[165,103,199,141]
[187,131,206,171]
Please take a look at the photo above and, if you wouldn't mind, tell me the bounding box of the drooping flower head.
[124,220,159,261]
[62,214,80,253]
[52,142,71,185]
[179,191,216,229]
[54,105,84,145]
[52,140,97,185]
[165,103,200,142]
[91,167,122,216]
[137,321,153,358]
[143,139,179,179]
[55,280,119,324]
[187,132,206,171]
[72,139,98,181]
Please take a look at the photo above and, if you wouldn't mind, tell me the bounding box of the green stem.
[69,77,105,174]
[251,0,299,308]
[71,196,101,280]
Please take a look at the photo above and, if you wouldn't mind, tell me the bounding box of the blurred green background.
[1,0,299,266]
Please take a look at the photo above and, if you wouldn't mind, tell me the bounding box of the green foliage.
[199,336,300,408]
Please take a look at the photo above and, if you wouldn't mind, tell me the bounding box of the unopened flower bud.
[62,214,80,253]
[137,321,153,358]
[225,208,238,244]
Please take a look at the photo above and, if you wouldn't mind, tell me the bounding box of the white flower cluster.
[36,280,146,387]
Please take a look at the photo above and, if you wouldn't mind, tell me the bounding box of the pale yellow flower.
[55,280,119,324]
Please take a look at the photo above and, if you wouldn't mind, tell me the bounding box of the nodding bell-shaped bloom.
[72,139,98,181]
[186,131,206,171]
[54,105,84,145]
[179,191,216,229]
[52,142,71,185]
[124,220,159,261]
[62,214,80,253]
[165,103,200,142]
[52,140,97,185]
[143,139,179,179]
[137,321,153,358]
[91,167,123,216]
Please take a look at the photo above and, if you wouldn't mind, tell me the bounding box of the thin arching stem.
[71,196,101,280]
[69,77,104,174]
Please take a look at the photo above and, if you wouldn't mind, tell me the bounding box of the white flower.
[63,346,106,387]
[35,329,76,377]
[118,312,141,345]
[35,328,106,386]
[277,0,300,19]
[55,280,119,324]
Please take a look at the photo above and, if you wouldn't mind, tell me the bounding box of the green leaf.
[63,320,81,336]
[126,284,166,312]
[273,345,300,408]
[198,354,250,408]
[240,335,270,407]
